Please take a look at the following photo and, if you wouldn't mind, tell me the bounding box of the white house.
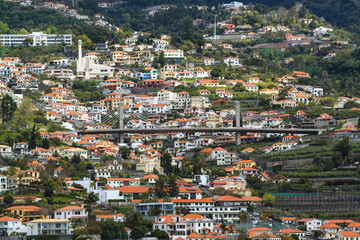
[224,57,241,67]
[297,218,322,231]
[54,206,87,220]
[0,216,23,236]
[211,147,228,159]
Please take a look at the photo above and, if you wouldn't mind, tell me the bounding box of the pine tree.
[0,94,17,123]
[29,124,37,150]
[168,175,179,198]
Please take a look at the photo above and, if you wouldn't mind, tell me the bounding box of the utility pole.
[235,101,241,145]
[214,14,217,39]
[119,100,124,144]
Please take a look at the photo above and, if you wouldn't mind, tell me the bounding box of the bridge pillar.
[235,101,241,145]
[119,101,124,144]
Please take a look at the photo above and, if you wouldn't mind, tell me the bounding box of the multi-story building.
[135,202,175,217]
[0,175,7,192]
[0,145,12,158]
[27,219,72,236]
[153,213,217,240]
[0,216,23,236]
[5,205,45,221]
[164,49,184,64]
[174,91,191,109]
[171,196,262,223]
[106,178,140,188]
[0,32,72,46]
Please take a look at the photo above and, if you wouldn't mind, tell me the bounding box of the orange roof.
[280,217,296,221]
[249,227,271,231]
[215,196,243,202]
[107,178,139,181]
[327,220,355,224]
[6,205,40,211]
[142,174,159,179]
[318,223,342,229]
[56,206,84,211]
[187,233,203,238]
[183,214,204,219]
[339,231,360,237]
[278,229,304,234]
[0,216,20,221]
[297,218,315,222]
[347,222,360,228]
[118,186,149,193]
[179,187,202,193]
[171,198,214,203]
[97,215,115,219]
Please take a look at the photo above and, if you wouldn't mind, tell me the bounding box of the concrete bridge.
[80,127,322,144]
[82,101,323,144]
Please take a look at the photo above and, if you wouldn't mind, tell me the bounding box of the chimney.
[78,39,82,67]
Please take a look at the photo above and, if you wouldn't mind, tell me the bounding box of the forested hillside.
[0,1,114,43]
[240,0,360,37]
[113,0,360,38]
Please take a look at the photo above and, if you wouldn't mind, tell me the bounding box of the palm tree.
[85,192,99,215]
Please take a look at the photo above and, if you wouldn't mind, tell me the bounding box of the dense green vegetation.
[242,0,360,38]
[0,1,114,43]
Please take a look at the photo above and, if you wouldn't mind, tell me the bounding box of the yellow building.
[100,97,133,111]
[6,205,45,221]
[207,114,223,122]
[236,160,256,169]
[60,147,88,159]
[136,156,163,174]
[150,142,163,149]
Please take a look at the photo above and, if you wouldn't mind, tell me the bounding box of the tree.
[85,192,99,214]
[290,234,299,240]
[50,137,62,147]
[13,99,35,127]
[119,147,131,159]
[1,94,17,123]
[0,21,10,34]
[233,83,247,92]
[262,193,275,206]
[18,28,28,34]
[76,34,95,50]
[168,175,179,198]
[309,20,317,29]
[153,51,166,68]
[22,37,34,46]
[333,137,353,164]
[44,186,54,198]
[71,154,81,164]
[3,193,14,205]
[154,176,168,199]
[101,220,128,240]
[29,124,37,150]
[130,226,147,240]
[160,152,173,175]
[7,166,17,176]
[281,236,295,240]
[42,139,50,149]
[151,229,169,240]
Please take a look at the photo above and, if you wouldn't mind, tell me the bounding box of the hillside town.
[0,0,360,239]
